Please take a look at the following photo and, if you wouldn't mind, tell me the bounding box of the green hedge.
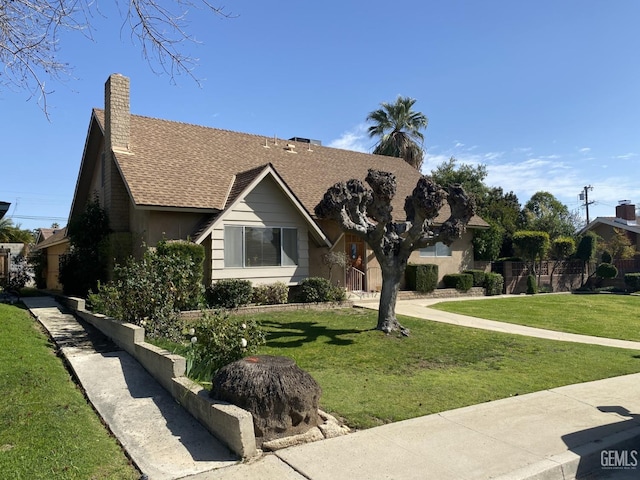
[298,277,345,303]
[405,264,438,293]
[442,273,473,292]
[206,279,253,309]
[624,273,640,292]
[253,282,289,305]
[463,269,487,287]
[484,272,504,296]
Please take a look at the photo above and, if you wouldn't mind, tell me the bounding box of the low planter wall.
[62,297,257,459]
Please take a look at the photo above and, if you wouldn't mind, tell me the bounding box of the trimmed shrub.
[442,273,473,292]
[624,273,640,292]
[601,251,612,264]
[484,272,504,296]
[253,282,289,305]
[298,277,346,303]
[183,311,266,381]
[88,251,201,340]
[596,262,618,280]
[406,264,438,293]
[155,240,205,310]
[526,274,538,294]
[206,279,253,309]
[463,269,487,287]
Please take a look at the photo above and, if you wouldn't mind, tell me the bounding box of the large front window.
[419,242,452,257]
[224,226,298,267]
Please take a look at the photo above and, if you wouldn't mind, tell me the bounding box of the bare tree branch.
[0,0,233,118]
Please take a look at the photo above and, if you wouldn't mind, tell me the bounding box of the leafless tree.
[0,0,232,117]
[315,169,475,334]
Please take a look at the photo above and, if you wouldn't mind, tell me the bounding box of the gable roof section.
[193,164,331,246]
[92,109,488,228]
[32,227,69,251]
[578,216,640,236]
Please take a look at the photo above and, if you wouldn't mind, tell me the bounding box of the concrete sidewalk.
[22,296,640,480]
[354,296,640,350]
[22,296,239,480]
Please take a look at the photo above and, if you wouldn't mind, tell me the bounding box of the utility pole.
[579,185,594,224]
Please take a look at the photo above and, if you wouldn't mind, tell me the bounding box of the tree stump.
[211,355,322,445]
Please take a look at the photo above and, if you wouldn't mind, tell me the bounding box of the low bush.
[253,282,289,305]
[298,277,346,303]
[206,279,253,309]
[595,262,618,280]
[88,251,199,341]
[183,311,265,382]
[463,269,487,287]
[624,273,640,292]
[442,273,473,292]
[484,272,504,296]
[405,264,438,293]
[526,274,538,294]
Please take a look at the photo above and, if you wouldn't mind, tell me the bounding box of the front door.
[345,234,366,291]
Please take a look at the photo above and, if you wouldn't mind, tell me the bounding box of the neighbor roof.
[92,109,488,228]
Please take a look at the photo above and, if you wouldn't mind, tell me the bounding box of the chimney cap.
[618,200,631,205]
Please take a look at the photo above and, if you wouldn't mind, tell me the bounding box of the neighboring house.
[578,202,640,250]
[32,227,68,291]
[37,74,488,292]
[34,227,59,245]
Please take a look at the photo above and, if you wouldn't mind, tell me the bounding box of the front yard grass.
[0,304,140,480]
[249,307,640,430]
[430,294,640,341]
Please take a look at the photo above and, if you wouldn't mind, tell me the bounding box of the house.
[578,201,640,250]
[32,227,68,291]
[37,74,488,292]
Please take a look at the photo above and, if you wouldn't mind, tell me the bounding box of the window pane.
[224,226,243,267]
[282,228,298,266]
[420,245,436,257]
[436,242,452,257]
[245,227,281,267]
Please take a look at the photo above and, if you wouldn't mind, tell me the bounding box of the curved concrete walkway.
[352,296,640,351]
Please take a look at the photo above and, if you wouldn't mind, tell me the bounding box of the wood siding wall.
[208,177,310,285]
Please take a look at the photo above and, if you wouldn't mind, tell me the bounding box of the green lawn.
[430,294,640,341]
[0,304,140,480]
[251,307,640,429]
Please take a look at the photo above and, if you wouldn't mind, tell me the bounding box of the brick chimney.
[615,201,636,224]
[105,74,130,152]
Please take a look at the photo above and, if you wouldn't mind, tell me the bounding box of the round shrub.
[484,272,504,296]
[596,263,618,279]
[624,273,640,292]
[442,273,473,292]
[184,311,266,381]
[526,274,538,294]
[601,251,612,264]
[206,279,253,309]
[298,277,345,303]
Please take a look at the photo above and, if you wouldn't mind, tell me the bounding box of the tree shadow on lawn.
[262,320,370,348]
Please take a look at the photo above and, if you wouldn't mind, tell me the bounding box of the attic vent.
[284,143,297,153]
[289,137,322,146]
[263,138,270,148]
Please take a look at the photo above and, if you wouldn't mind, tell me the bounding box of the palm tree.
[366,96,428,170]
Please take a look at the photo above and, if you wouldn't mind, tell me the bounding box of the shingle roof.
[32,227,68,250]
[93,109,488,227]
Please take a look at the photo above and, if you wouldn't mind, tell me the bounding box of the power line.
[578,186,594,224]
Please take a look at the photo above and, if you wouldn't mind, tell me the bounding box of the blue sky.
[3,0,640,232]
